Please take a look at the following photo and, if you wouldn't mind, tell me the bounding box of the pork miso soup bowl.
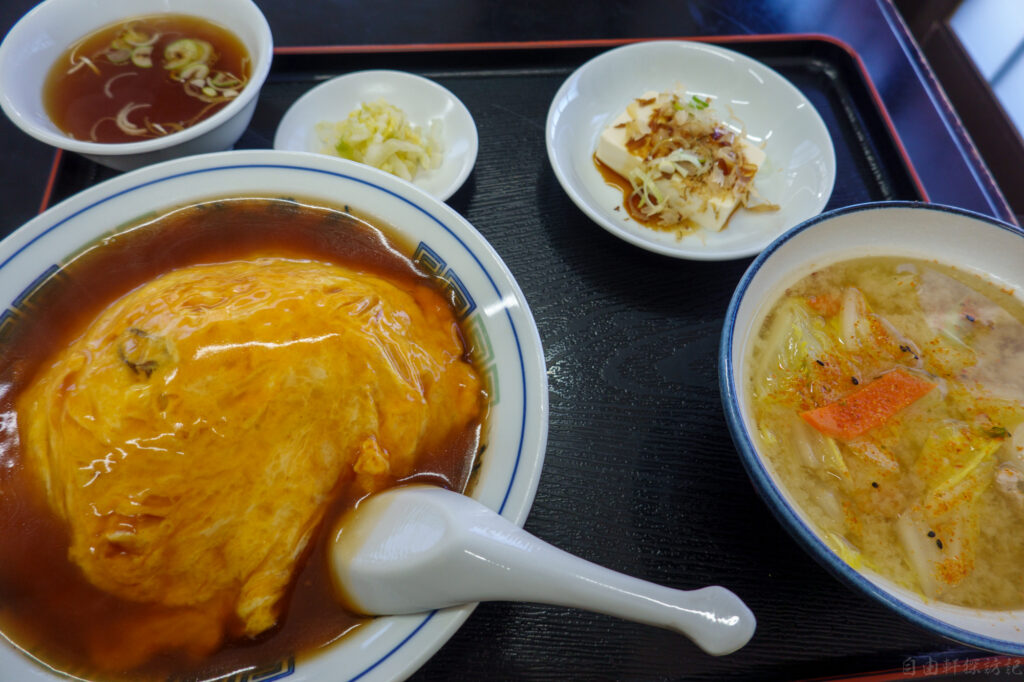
[0,0,273,171]
[720,202,1024,653]
[0,150,548,681]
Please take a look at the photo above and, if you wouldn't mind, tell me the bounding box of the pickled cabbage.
[316,98,443,181]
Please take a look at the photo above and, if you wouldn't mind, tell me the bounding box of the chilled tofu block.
[688,192,741,233]
[595,92,660,178]
[596,91,766,232]
[683,141,765,232]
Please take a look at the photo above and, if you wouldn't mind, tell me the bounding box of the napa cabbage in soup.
[748,257,1024,609]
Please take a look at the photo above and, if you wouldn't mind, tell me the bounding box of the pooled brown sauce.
[593,154,698,232]
[0,197,484,681]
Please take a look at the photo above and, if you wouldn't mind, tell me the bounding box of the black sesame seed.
[927,531,936,537]
[965,314,975,322]
[936,539,944,549]
[851,377,860,385]
[871,481,879,488]
[816,359,825,366]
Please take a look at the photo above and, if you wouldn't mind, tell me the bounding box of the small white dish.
[274,70,478,201]
[546,40,836,260]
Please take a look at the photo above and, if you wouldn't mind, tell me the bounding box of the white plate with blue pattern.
[0,149,547,682]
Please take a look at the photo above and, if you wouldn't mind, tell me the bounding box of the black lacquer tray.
[40,37,1009,682]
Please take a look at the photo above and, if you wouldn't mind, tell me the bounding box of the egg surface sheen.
[17,256,484,662]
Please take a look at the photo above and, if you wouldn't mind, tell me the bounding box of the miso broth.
[747,257,1024,609]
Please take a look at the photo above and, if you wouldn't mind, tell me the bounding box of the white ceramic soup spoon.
[329,484,756,656]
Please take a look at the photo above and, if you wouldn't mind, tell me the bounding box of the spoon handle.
[334,486,755,656]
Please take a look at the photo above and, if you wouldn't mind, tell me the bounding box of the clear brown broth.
[43,14,250,144]
[0,197,484,681]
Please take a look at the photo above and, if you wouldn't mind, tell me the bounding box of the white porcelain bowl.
[0,149,549,681]
[546,40,836,260]
[720,202,1024,653]
[0,0,273,171]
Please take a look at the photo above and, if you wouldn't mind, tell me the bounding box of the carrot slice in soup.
[800,368,935,440]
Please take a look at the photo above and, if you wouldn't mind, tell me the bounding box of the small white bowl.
[0,0,273,172]
[0,149,548,681]
[274,70,478,201]
[546,40,836,260]
[721,202,1024,653]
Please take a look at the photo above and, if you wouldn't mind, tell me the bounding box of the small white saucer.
[274,70,478,201]
[546,40,837,260]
